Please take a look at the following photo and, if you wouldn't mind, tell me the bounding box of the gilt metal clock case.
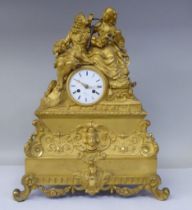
[13,7,169,201]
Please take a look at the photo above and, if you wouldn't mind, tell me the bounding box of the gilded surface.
[13,173,169,201]
[24,120,158,160]
[13,7,169,201]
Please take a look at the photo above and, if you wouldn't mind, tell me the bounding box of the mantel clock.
[13,7,170,201]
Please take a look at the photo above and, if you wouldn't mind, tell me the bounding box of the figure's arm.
[90,21,108,48]
[113,29,130,64]
[52,33,71,56]
[91,26,111,48]
[91,23,120,48]
[114,30,125,49]
[91,36,108,48]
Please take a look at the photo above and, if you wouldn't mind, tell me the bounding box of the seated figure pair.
[44,8,132,107]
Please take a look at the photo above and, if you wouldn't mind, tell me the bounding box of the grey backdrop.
[0,0,192,168]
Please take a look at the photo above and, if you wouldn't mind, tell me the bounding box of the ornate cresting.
[13,7,169,201]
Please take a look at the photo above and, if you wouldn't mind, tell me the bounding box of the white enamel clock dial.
[67,69,106,105]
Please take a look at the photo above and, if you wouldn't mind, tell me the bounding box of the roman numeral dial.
[67,69,107,105]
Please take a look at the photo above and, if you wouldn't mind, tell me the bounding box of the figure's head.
[102,7,117,25]
[73,13,87,28]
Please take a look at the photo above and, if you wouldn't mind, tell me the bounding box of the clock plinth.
[13,8,169,201]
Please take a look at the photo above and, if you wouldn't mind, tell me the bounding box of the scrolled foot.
[13,174,37,202]
[13,188,32,202]
[145,175,170,201]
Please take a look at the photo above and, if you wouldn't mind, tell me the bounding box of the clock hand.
[73,79,101,90]
[74,79,89,89]
[87,85,102,89]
